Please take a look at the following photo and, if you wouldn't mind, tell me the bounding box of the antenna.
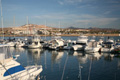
[0,0,4,40]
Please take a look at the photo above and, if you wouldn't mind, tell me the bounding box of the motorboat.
[49,35,64,50]
[85,37,101,53]
[27,36,42,49]
[63,40,75,50]
[49,39,64,50]
[6,41,16,47]
[100,38,115,53]
[15,39,25,47]
[72,35,88,51]
[0,53,42,80]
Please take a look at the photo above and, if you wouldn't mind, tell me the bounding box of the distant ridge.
[67,26,120,30]
[67,26,85,29]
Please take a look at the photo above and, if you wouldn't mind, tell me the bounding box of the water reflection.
[74,51,87,64]
[102,53,114,61]
[51,50,64,64]
[28,49,44,59]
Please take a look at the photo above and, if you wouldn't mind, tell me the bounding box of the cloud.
[104,11,111,14]
[64,0,82,3]
[75,17,119,27]
[58,0,83,5]
[34,13,98,20]
[33,13,119,28]
[58,1,64,5]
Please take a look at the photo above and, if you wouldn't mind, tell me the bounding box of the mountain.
[67,26,85,29]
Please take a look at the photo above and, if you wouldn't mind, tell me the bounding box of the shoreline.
[0,34,120,37]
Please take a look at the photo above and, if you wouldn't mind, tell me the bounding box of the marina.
[0,36,120,80]
[0,0,120,80]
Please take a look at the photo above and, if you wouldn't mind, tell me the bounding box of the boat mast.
[0,0,4,40]
[26,16,29,37]
[59,21,60,32]
[13,16,15,38]
[45,20,46,40]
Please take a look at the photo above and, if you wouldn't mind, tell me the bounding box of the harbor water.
[1,36,120,80]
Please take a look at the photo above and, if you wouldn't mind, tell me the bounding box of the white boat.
[49,39,64,50]
[85,37,101,53]
[100,38,115,53]
[0,40,10,47]
[98,37,104,45]
[115,39,120,48]
[100,42,115,53]
[63,40,75,50]
[72,35,88,51]
[0,53,42,80]
[0,43,9,47]
[15,39,25,47]
[27,36,42,49]
[49,35,64,50]
[6,41,16,47]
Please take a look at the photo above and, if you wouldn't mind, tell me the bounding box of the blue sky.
[0,0,120,28]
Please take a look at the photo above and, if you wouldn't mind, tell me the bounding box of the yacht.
[0,53,42,80]
[85,36,101,53]
[72,35,88,51]
[15,39,25,47]
[63,40,75,50]
[49,35,64,50]
[100,38,115,53]
[27,36,42,49]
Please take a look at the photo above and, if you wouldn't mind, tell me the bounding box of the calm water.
[2,36,120,80]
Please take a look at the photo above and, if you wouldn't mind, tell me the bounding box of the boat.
[49,39,64,50]
[63,40,75,50]
[27,36,42,49]
[98,37,104,45]
[115,39,120,48]
[6,41,16,47]
[72,35,88,51]
[48,34,64,50]
[85,36,101,53]
[15,39,25,48]
[100,38,115,53]
[0,52,42,80]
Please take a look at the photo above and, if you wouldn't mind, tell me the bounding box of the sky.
[0,0,120,29]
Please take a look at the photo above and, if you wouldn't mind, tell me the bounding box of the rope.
[0,62,13,79]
